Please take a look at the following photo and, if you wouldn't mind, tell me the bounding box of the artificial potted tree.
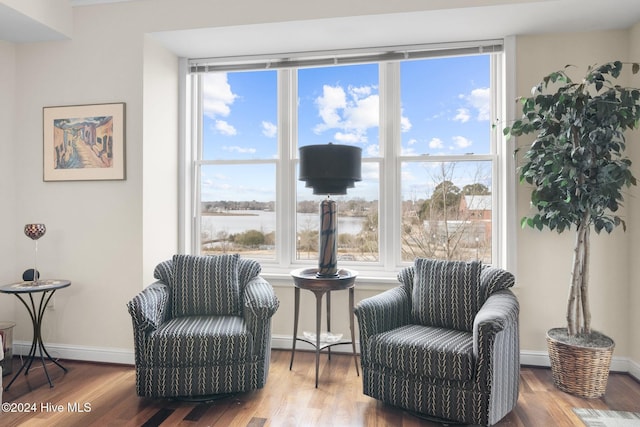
[505,61,640,398]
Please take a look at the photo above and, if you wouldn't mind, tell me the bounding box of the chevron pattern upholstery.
[127,255,279,398]
[355,259,519,426]
[171,254,241,317]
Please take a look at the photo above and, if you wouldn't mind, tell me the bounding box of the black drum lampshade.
[299,143,362,195]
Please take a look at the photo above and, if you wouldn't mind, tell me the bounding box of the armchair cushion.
[367,324,474,381]
[411,258,482,331]
[171,254,241,318]
[147,315,252,366]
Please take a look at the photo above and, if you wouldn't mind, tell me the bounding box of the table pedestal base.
[5,289,67,390]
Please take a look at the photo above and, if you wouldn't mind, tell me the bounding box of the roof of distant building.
[462,195,491,211]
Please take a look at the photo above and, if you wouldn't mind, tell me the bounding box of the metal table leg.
[5,289,68,390]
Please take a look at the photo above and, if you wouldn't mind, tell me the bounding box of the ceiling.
[2,0,640,58]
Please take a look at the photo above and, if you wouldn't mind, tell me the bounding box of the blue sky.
[200,54,492,202]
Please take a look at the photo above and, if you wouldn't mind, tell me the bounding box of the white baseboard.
[519,350,550,367]
[14,340,134,365]
[13,338,640,382]
[629,358,640,380]
[519,349,638,380]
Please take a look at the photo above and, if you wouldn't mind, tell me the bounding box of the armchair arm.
[472,289,520,397]
[243,276,279,319]
[354,286,411,362]
[242,276,279,365]
[473,289,519,357]
[126,281,170,333]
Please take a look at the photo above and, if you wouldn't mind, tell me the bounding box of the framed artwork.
[43,102,126,181]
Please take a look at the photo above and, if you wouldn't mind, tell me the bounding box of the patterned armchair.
[127,254,279,398]
[354,259,519,426]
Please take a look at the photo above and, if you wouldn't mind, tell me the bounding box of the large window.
[197,70,278,260]
[186,41,508,273]
[297,63,381,263]
[399,55,495,263]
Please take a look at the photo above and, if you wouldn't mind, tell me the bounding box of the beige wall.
[0,40,17,320]
[628,22,640,372]
[3,6,178,356]
[142,35,179,285]
[0,1,638,373]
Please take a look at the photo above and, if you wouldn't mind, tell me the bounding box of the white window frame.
[179,39,517,279]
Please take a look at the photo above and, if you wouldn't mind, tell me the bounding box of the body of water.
[201,210,365,236]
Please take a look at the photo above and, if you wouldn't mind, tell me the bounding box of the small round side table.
[0,279,71,390]
[289,268,360,388]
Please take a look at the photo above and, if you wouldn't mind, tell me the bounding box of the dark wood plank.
[1,352,639,426]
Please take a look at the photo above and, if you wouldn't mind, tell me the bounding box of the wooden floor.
[1,350,639,426]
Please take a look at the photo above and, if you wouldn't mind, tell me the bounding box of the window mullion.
[277,68,295,266]
[193,73,203,255]
[380,61,401,270]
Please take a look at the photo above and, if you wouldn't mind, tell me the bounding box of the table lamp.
[299,143,361,277]
[24,223,46,284]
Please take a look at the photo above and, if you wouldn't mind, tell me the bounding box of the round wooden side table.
[289,268,359,387]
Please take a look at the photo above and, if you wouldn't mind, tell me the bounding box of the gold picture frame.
[43,103,126,181]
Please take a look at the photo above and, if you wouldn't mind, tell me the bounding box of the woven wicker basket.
[546,328,615,399]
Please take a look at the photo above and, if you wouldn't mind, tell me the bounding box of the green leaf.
[513,61,639,238]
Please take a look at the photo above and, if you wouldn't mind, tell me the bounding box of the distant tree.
[297,200,318,214]
[235,229,265,247]
[462,183,490,195]
[431,180,461,211]
[355,210,378,261]
[417,180,461,221]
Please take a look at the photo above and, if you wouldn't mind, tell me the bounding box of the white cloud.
[222,145,257,154]
[214,120,237,136]
[334,131,363,143]
[344,92,378,131]
[453,135,473,149]
[401,146,417,156]
[401,170,416,183]
[467,87,490,121]
[314,85,347,131]
[202,73,237,119]
[202,173,232,192]
[454,108,471,123]
[262,121,277,138]
[429,138,444,149]
[366,144,380,157]
[361,162,379,180]
[350,86,372,98]
[401,115,412,132]
[313,84,379,143]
